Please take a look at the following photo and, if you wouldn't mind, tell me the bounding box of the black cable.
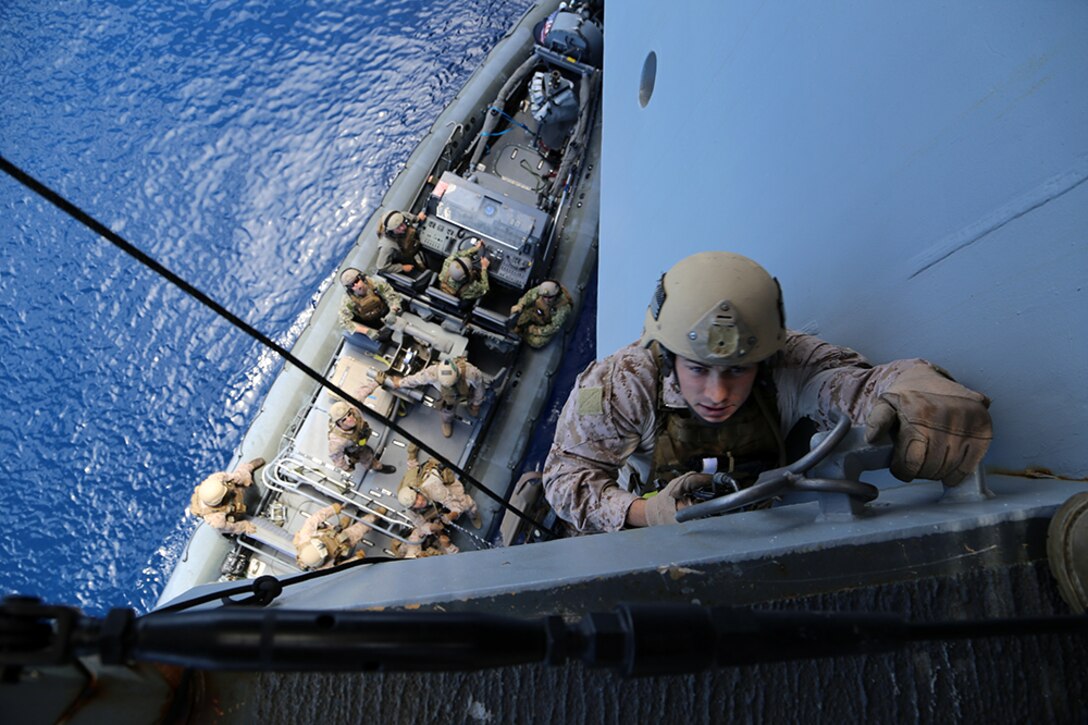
[151,555,401,615]
[0,154,557,537]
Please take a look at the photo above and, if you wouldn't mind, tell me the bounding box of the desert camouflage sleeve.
[292,503,338,547]
[543,344,660,533]
[398,365,441,391]
[466,363,488,407]
[773,331,943,432]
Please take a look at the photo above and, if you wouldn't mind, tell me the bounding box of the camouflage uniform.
[327,403,377,472]
[376,211,424,275]
[513,283,574,348]
[337,275,402,336]
[396,445,481,527]
[439,247,489,300]
[393,517,440,559]
[188,460,262,535]
[419,465,481,525]
[397,358,488,427]
[543,331,945,533]
[292,503,377,571]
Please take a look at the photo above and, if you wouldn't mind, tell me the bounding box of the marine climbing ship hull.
[5,0,1088,721]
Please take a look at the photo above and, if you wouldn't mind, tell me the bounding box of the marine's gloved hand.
[644,472,712,526]
[864,365,992,487]
[377,327,393,344]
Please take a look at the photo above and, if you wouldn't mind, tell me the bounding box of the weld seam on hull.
[908,152,1088,279]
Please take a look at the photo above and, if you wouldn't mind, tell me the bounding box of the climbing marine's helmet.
[641,252,786,367]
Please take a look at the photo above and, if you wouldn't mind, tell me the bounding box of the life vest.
[349,287,388,325]
[647,346,786,491]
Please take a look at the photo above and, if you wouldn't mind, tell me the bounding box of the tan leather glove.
[644,472,712,526]
[864,365,992,486]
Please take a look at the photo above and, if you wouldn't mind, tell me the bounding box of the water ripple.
[0,0,530,614]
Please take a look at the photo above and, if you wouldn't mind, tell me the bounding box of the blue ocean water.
[0,0,535,615]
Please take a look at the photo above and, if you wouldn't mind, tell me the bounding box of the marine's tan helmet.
[298,538,329,569]
[437,360,460,387]
[385,211,406,232]
[198,474,229,507]
[397,485,418,507]
[340,267,364,288]
[329,401,357,425]
[641,252,785,366]
[539,280,560,297]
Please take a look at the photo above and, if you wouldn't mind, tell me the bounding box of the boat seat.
[427,285,473,315]
[471,305,515,335]
[341,330,383,354]
[384,269,434,294]
[244,516,297,558]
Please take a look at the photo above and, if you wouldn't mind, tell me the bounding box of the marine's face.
[674,355,758,424]
[351,277,369,296]
[336,411,357,430]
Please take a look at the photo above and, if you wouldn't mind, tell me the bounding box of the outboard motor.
[529,69,579,148]
[533,3,604,67]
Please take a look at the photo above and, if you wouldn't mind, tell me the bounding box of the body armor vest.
[648,352,786,492]
[350,288,388,325]
[298,526,350,569]
[440,260,474,296]
[419,459,456,486]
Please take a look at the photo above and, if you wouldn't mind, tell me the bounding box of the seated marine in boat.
[392,518,459,559]
[387,358,490,438]
[337,267,402,346]
[438,239,490,302]
[327,401,396,475]
[187,458,265,536]
[543,252,994,533]
[376,209,427,275]
[511,279,574,349]
[293,502,378,571]
[396,443,482,528]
